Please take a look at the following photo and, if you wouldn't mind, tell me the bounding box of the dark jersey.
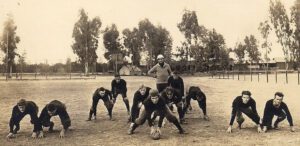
[262,99,293,126]
[160,88,182,104]
[167,76,184,96]
[186,86,207,115]
[93,88,113,102]
[132,87,151,106]
[111,79,127,93]
[9,101,40,132]
[39,100,70,127]
[229,96,258,125]
[143,96,167,112]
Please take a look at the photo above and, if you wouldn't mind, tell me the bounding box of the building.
[119,65,142,76]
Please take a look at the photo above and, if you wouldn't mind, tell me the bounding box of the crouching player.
[87,87,114,121]
[226,91,262,133]
[130,85,151,123]
[7,99,42,139]
[128,89,187,139]
[261,92,295,132]
[184,86,209,120]
[39,100,71,138]
[161,87,186,124]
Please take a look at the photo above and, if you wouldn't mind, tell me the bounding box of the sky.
[0,0,297,64]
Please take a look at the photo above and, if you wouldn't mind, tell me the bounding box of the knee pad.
[237,116,245,124]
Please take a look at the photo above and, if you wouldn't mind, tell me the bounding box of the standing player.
[128,89,187,136]
[111,74,130,115]
[184,86,209,121]
[160,87,186,124]
[87,87,114,121]
[39,100,71,138]
[148,54,172,93]
[130,85,151,123]
[261,92,295,132]
[7,99,42,139]
[226,91,262,133]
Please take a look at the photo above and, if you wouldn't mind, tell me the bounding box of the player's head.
[150,89,159,104]
[157,54,164,63]
[241,90,251,104]
[273,92,284,107]
[114,74,121,83]
[17,99,26,113]
[139,84,147,95]
[165,87,174,99]
[98,87,106,97]
[172,71,179,79]
[47,103,57,116]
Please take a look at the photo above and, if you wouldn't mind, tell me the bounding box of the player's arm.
[283,103,294,132]
[7,106,18,138]
[227,99,237,133]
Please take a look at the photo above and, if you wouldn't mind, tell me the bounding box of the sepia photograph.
[0,0,300,145]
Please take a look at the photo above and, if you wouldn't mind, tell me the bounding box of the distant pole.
[35,63,37,79]
[69,60,72,80]
[6,31,8,81]
[266,68,269,83]
[45,60,48,80]
[285,70,288,84]
[275,70,277,83]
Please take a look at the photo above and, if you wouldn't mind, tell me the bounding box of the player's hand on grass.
[226,126,232,133]
[38,131,44,138]
[204,115,210,121]
[257,126,262,133]
[31,132,37,138]
[6,132,15,139]
[150,126,155,134]
[59,129,65,138]
[262,126,267,133]
[290,126,295,132]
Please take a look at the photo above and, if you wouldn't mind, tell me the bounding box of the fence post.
[223,70,225,79]
[227,71,229,79]
[251,70,252,82]
[275,70,277,83]
[238,71,240,80]
[267,69,269,83]
[285,70,288,84]
[258,72,259,82]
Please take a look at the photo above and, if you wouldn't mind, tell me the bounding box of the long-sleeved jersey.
[262,99,293,126]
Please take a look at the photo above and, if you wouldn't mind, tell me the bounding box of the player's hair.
[165,86,173,94]
[274,92,284,98]
[47,103,57,112]
[17,99,26,106]
[139,84,146,90]
[241,90,251,96]
[99,87,105,91]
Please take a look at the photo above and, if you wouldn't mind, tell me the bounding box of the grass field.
[0,76,300,145]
